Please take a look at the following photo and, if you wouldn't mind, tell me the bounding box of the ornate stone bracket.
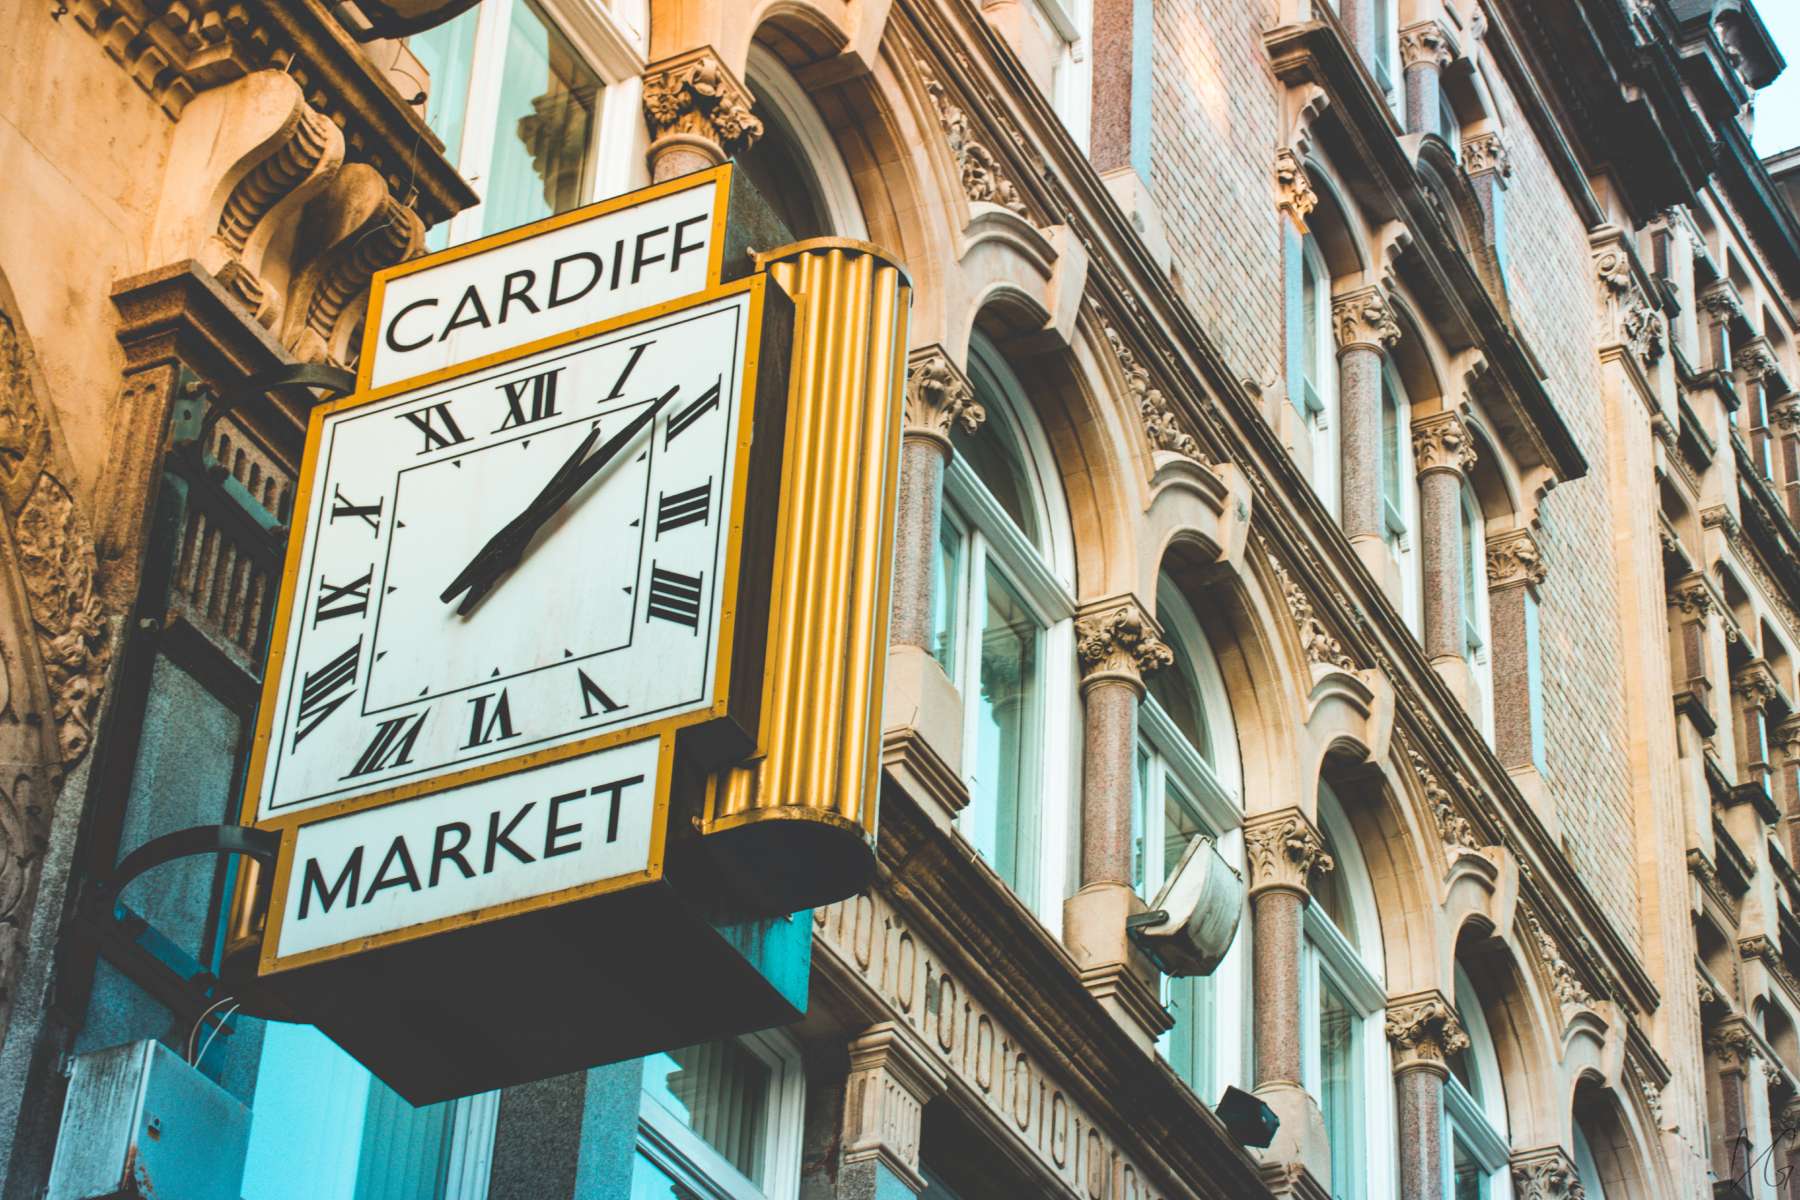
[1520,902,1599,1025]
[1103,322,1203,460]
[1411,411,1477,479]
[1274,148,1317,230]
[1593,234,1665,364]
[1244,808,1334,898]
[1731,660,1779,710]
[1700,278,1745,326]
[917,60,1028,217]
[842,1022,947,1192]
[1486,528,1546,591]
[903,347,983,454]
[1260,535,1356,672]
[1736,337,1780,385]
[1385,989,1469,1074]
[1706,1017,1757,1073]
[1772,394,1800,432]
[1461,132,1512,179]
[643,48,763,181]
[1399,19,1457,69]
[1075,597,1171,696]
[1510,1147,1586,1200]
[1330,286,1401,354]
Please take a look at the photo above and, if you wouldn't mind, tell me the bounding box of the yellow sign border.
[240,274,771,835]
[355,164,735,394]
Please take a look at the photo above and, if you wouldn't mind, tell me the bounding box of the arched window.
[930,335,1077,922]
[1459,482,1493,737]
[1446,966,1511,1199]
[742,44,868,242]
[1304,785,1394,1199]
[1571,1121,1608,1200]
[1380,361,1420,630]
[1135,578,1246,1100]
[1285,231,1340,516]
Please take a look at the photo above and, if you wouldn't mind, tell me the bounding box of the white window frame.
[1380,360,1420,632]
[1031,0,1092,153]
[1445,965,1513,1200]
[427,0,648,248]
[636,1028,806,1200]
[1288,232,1340,517]
[744,43,869,240]
[1459,482,1494,741]
[1300,786,1396,1200]
[1372,0,1400,115]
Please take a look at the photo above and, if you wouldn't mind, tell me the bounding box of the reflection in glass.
[1161,780,1213,1093]
[740,88,829,240]
[629,1152,701,1200]
[481,0,600,234]
[408,10,479,167]
[1146,625,1209,759]
[951,413,1038,545]
[1319,974,1360,1199]
[930,516,963,676]
[1452,1138,1485,1200]
[968,565,1040,895]
[641,1040,771,1184]
[1310,823,1354,942]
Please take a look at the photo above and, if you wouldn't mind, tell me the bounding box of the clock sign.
[244,276,782,971]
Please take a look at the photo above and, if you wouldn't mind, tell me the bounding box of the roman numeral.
[401,401,469,453]
[655,479,711,538]
[293,639,360,747]
[497,368,562,431]
[345,711,429,777]
[329,488,383,532]
[313,568,372,625]
[603,341,652,401]
[664,377,721,447]
[645,564,703,630]
[577,669,625,718]
[464,689,519,748]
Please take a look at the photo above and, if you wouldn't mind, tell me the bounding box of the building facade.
[0,0,1797,1197]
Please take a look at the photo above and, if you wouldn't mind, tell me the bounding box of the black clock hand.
[441,384,680,615]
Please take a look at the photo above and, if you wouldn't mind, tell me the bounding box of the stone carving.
[1385,992,1471,1067]
[1705,1020,1757,1071]
[1511,1149,1586,1200]
[1461,133,1511,178]
[903,349,983,449]
[917,61,1027,217]
[0,313,52,515]
[1102,322,1202,459]
[1671,578,1715,617]
[1075,599,1172,687]
[1697,976,1721,1010]
[214,101,344,327]
[1330,287,1402,352]
[1621,302,1666,363]
[1485,528,1547,589]
[15,477,109,764]
[284,165,426,367]
[1399,20,1457,69]
[1773,396,1800,432]
[1412,411,1478,477]
[1594,247,1633,297]
[842,1023,945,1188]
[642,49,764,160]
[1520,903,1597,1018]
[1244,808,1334,896]
[1260,535,1357,671]
[1736,339,1780,384]
[1740,935,1800,1000]
[1775,714,1800,763]
[1274,148,1317,227]
[1407,744,1483,851]
[1700,279,1745,324]
[1731,662,1778,708]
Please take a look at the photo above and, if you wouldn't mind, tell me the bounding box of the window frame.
[1444,965,1513,1200]
[1379,360,1421,631]
[1287,230,1341,517]
[636,1028,807,1200]
[1459,481,1494,739]
[744,42,869,241]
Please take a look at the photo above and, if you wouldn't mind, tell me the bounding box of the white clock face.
[249,287,759,824]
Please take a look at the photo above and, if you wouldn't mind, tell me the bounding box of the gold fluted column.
[702,239,912,912]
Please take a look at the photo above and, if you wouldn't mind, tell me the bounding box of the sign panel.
[267,735,667,969]
[359,168,729,390]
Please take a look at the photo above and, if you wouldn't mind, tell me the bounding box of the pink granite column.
[1090,0,1137,176]
[1338,0,1377,66]
[1332,287,1401,546]
[1075,600,1172,887]
[642,49,763,183]
[1387,993,1468,1200]
[1400,21,1455,135]
[1244,811,1335,1089]
[1732,662,1778,802]
[1670,575,1717,727]
[1485,529,1546,772]
[892,350,983,651]
[1461,133,1511,259]
[1413,412,1477,666]
[1709,1022,1756,1184]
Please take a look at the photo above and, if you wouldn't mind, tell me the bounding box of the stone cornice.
[1075,596,1171,693]
[1331,286,1402,353]
[1412,411,1478,478]
[1385,989,1470,1074]
[903,346,983,453]
[1243,807,1334,898]
[1486,528,1547,591]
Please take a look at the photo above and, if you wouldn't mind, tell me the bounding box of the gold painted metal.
[700,238,911,911]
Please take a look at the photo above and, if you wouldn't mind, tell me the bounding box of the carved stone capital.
[1732,660,1779,709]
[1399,19,1457,69]
[1736,337,1779,383]
[642,48,763,172]
[1331,286,1402,353]
[1386,990,1469,1074]
[1705,1018,1758,1073]
[1700,278,1744,324]
[903,347,982,453]
[1461,132,1511,178]
[1772,395,1800,432]
[1485,528,1546,591]
[1075,597,1171,693]
[843,1022,947,1189]
[1776,714,1800,763]
[1412,411,1477,479]
[1669,575,1715,619]
[1275,148,1317,228]
[1244,808,1334,898]
[1510,1147,1586,1200]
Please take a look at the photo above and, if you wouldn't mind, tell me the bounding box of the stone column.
[1338,0,1378,68]
[1461,133,1511,264]
[1670,574,1718,730]
[1399,20,1455,135]
[838,1022,947,1197]
[1412,412,1478,685]
[1732,660,1779,802]
[892,349,983,651]
[1332,287,1402,562]
[1699,279,1743,376]
[1708,1020,1758,1185]
[1509,1147,1585,1200]
[641,48,763,182]
[1387,992,1469,1200]
[1484,528,1545,773]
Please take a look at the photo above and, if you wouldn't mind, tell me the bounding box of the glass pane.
[740,88,829,240]
[1301,249,1321,397]
[951,409,1039,546]
[967,564,1041,896]
[480,0,601,235]
[930,518,963,677]
[629,1151,699,1199]
[1380,378,1401,511]
[1452,1136,1486,1200]
[1460,490,1479,630]
[642,1040,772,1185]
[1146,623,1209,760]
[1310,821,1354,944]
[1133,747,1151,893]
[1319,974,1361,1199]
[353,1083,454,1200]
[1165,974,1214,1097]
[408,10,480,167]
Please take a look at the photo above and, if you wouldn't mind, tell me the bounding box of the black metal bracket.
[197,361,357,444]
[91,824,280,918]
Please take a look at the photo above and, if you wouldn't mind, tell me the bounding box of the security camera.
[1128,834,1245,977]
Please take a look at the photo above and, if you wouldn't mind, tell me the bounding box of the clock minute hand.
[439,425,601,609]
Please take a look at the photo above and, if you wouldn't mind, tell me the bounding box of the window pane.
[967,564,1041,896]
[1146,623,1209,759]
[930,518,963,677]
[642,1040,772,1184]
[1380,378,1401,512]
[740,88,829,240]
[1310,822,1354,943]
[1165,974,1214,1097]
[409,11,480,168]
[1319,975,1361,1199]
[480,0,601,235]
[951,410,1039,545]
[1301,252,1321,398]
[629,1151,695,1199]
[1133,747,1151,893]
[1452,1136,1486,1200]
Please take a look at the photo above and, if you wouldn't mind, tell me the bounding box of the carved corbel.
[1706,1018,1758,1074]
[1736,337,1779,384]
[1411,411,1477,478]
[283,163,426,368]
[1274,148,1317,231]
[1509,1147,1585,1200]
[1385,990,1469,1075]
[1075,596,1171,697]
[1460,133,1512,179]
[1486,528,1546,591]
[1399,20,1457,70]
[642,48,763,182]
[903,347,982,455]
[1700,278,1744,326]
[841,1022,947,1191]
[1772,394,1800,432]
[1669,574,1716,619]
[918,60,1028,218]
[1731,660,1779,710]
[1243,807,1334,898]
[1330,286,1401,354]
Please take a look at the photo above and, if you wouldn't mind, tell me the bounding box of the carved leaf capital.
[1385,991,1470,1069]
[1274,148,1317,228]
[1705,1019,1758,1072]
[1411,411,1477,478]
[1670,577,1714,618]
[1731,661,1779,709]
[1700,279,1744,323]
[1075,599,1172,688]
[1510,1148,1586,1200]
[1461,132,1511,178]
[1331,287,1402,352]
[1772,395,1800,432]
[1243,808,1334,896]
[1399,19,1457,68]
[643,48,764,159]
[904,348,982,449]
[1485,528,1546,590]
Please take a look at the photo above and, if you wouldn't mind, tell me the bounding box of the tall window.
[1571,1122,1608,1200]
[1445,967,1510,1199]
[1459,483,1493,738]
[1134,579,1247,1102]
[930,337,1077,924]
[1286,230,1339,516]
[1302,786,1394,1199]
[1372,0,1399,115]
[632,1031,805,1199]
[742,44,870,243]
[1380,363,1419,630]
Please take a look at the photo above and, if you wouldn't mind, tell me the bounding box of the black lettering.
[297,847,363,919]
[330,488,383,533]
[669,213,710,272]
[363,835,422,901]
[545,789,586,858]
[645,564,703,630]
[655,480,711,538]
[294,639,360,747]
[345,711,428,777]
[384,297,439,353]
[630,224,670,284]
[496,368,562,431]
[588,774,644,844]
[430,822,475,887]
[464,689,519,748]
[577,669,624,718]
[402,401,470,453]
[609,238,625,292]
[439,284,493,339]
[497,268,541,325]
[548,251,603,307]
[313,568,372,625]
[664,376,721,446]
[484,803,537,872]
[603,341,652,401]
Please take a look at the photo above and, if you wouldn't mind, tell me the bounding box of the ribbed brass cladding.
[701,238,911,910]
